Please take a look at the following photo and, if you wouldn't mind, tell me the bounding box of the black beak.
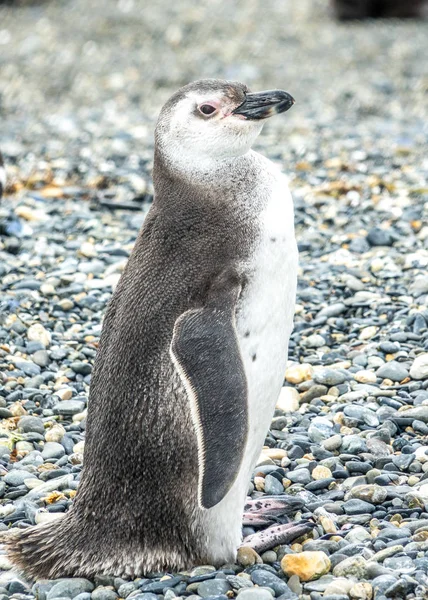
[232,90,295,120]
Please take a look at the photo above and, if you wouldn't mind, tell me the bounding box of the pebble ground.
[0,1,428,599]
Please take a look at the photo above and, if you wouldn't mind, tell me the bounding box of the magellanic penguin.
[6,79,299,578]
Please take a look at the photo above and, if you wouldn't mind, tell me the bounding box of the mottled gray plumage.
[6,78,297,578]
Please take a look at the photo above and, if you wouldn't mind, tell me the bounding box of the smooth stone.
[47,580,94,600]
[341,436,367,454]
[91,588,118,600]
[348,582,372,600]
[333,556,367,579]
[250,571,291,596]
[53,400,86,415]
[41,442,65,460]
[264,474,284,495]
[313,369,347,386]
[286,468,311,485]
[237,547,262,567]
[18,416,45,435]
[4,470,35,486]
[371,575,398,597]
[410,354,428,380]
[197,580,231,597]
[276,387,300,413]
[237,589,273,600]
[345,485,388,504]
[281,551,331,582]
[322,435,343,452]
[376,361,409,382]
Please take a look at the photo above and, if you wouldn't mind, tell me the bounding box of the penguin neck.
[153,146,260,190]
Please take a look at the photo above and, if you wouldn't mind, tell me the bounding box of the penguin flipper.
[170,269,248,510]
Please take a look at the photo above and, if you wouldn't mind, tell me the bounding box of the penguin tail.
[5,511,83,579]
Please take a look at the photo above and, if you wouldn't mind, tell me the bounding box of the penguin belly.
[199,171,298,563]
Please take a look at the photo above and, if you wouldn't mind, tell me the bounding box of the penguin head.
[155,79,294,170]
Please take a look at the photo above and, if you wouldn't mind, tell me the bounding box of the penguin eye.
[198,104,217,117]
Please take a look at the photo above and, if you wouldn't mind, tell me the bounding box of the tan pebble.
[57,299,74,311]
[320,395,337,403]
[370,258,384,273]
[285,363,313,384]
[282,478,291,489]
[349,582,373,600]
[328,360,351,370]
[256,454,275,467]
[35,511,63,525]
[262,448,286,460]
[413,531,428,542]
[359,326,378,340]
[340,426,354,435]
[73,441,84,454]
[69,452,84,465]
[276,387,300,413]
[324,578,354,596]
[72,409,88,422]
[354,370,377,384]
[56,388,73,401]
[15,441,33,454]
[254,476,265,491]
[312,465,332,480]
[281,551,331,582]
[23,478,44,489]
[320,515,336,534]
[290,543,302,552]
[407,475,419,486]
[79,241,97,258]
[237,546,262,567]
[15,206,46,221]
[27,323,52,347]
[45,423,66,443]
[9,402,27,417]
[40,283,56,296]
[333,412,344,425]
[37,462,59,472]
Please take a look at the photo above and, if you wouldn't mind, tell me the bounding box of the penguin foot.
[241,520,315,554]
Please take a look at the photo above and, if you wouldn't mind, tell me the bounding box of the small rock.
[197,579,231,597]
[349,582,373,600]
[237,546,262,567]
[281,551,331,582]
[238,589,273,600]
[333,556,367,579]
[53,400,86,415]
[276,387,300,413]
[312,466,332,480]
[18,416,45,435]
[91,588,118,600]
[45,423,66,443]
[313,369,347,386]
[41,442,65,460]
[376,361,409,382]
[27,323,51,347]
[46,579,94,600]
[410,354,428,380]
[285,363,313,384]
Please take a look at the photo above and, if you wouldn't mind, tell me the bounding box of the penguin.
[6,79,299,578]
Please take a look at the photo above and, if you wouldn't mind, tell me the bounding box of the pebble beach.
[1,1,428,599]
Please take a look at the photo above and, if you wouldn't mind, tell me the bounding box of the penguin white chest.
[237,174,298,467]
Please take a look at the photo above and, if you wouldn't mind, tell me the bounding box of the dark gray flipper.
[170,268,248,510]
